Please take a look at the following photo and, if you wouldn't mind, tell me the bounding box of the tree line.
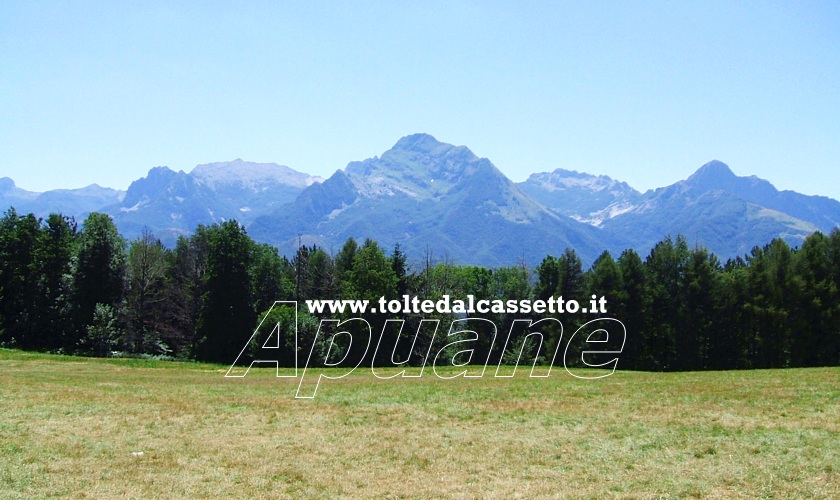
[0,207,838,370]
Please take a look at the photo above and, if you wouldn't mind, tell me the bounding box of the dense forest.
[0,207,838,370]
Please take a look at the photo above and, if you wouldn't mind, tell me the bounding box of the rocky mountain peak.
[191,159,322,190]
[686,160,737,187]
[391,133,448,154]
[0,177,16,193]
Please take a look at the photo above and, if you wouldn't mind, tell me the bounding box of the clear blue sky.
[2,1,839,199]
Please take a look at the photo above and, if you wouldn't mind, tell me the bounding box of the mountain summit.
[250,134,610,266]
[392,132,454,154]
[595,160,839,256]
[343,133,489,199]
[0,177,123,218]
[191,159,322,190]
[104,160,322,245]
[519,157,840,259]
[3,136,838,264]
[687,160,736,182]
[518,168,641,225]
[681,160,756,193]
[0,177,18,193]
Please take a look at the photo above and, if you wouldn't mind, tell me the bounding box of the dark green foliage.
[251,243,294,314]
[344,239,397,301]
[534,255,564,356]
[0,209,42,347]
[71,212,126,349]
[194,220,255,363]
[481,265,532,364]
[33,213,78,350]
[343,239,397,366]
[306,248,339,301]
[335,237,358,282]
[714,259,751,369]
[169,228,211,355]
[615,249,649,369]
[81,303,121,357]
[390,243,408,297]
[0,204,838,370]
[644,236,690,370]
[124,229,170,355]
[745,239,797,368]
[535,256,560,303]
[791,233,839,366]
[247,303,322,368]
[680,248,721,370]
[587,251,622,304]
[554,249,587,364]
[291,244,339,302]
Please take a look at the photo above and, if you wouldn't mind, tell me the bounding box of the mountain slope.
[103,160,322,245]
[598,161,838,258]
[105,167,220,243]
[681,160,840,230]
[0,177,124,219]
[4,144,839,265]
[518,169,641,225]
[250,134,611,266]
[190,159,323,215]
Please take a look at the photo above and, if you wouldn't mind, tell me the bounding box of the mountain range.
[3,133,838,267]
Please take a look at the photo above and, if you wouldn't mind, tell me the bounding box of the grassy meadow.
[0,349,837,498]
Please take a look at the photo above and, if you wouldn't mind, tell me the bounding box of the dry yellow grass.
[0,349,837,498]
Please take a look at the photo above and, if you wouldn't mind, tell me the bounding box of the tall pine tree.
[194,221,255,363]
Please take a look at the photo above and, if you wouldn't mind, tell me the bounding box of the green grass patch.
[0,349,837,498]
